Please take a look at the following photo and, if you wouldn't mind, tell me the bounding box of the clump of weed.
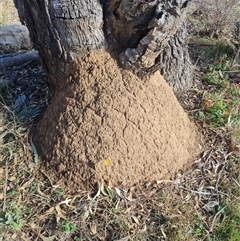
[196,54,240,129]
[0,203,23,230]
[213,199,240,241]
[61,221,77,234]
[197,90,240,128]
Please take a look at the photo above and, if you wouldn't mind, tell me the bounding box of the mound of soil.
[34,50,200,191]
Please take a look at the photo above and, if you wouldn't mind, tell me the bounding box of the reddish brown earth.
[34,50,200,191]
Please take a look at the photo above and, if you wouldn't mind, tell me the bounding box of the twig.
[3,159,8,212]
[186,108,203,113]
[180,187,212,196]
[203,149,214,168]
[215,165,225,203]
[232,178,240,188]
[194,57,201,67]
[209,206,226,233]
[223,71,240,74]
[188,43,216,47]
[12,60,34,71]
[67,112,79,130]
[40,170,54,187]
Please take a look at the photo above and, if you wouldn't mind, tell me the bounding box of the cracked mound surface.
[34,50,199,191]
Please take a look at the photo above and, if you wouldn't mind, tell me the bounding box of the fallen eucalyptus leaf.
[39,235,56,241]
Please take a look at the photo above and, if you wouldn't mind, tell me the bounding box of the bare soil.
[34,50,201,192]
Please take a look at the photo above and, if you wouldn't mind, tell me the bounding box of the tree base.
[34,50,200,191]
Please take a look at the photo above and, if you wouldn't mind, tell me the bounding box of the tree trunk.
[13,0,199,190]
[105,0,193,90]
[14,0,192,91]
[14,0,106,92]
[158,22,193,90]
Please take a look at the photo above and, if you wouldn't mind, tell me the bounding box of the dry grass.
[0,106,239,240]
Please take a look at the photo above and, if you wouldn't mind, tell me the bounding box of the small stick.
[67,112,79,129]
[3,159,8,212]
[223,71,240,74]
[180,187,212,196]
[215,165,225,203]
[209,206,226,233]
[232,178,240,188]
[203,149,214,168]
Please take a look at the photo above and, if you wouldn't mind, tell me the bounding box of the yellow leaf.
[104,157,112,166]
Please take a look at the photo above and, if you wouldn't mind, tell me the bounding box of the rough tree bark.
[14,0,192,91]
[105,0,193,90]
[13,0,198,189]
